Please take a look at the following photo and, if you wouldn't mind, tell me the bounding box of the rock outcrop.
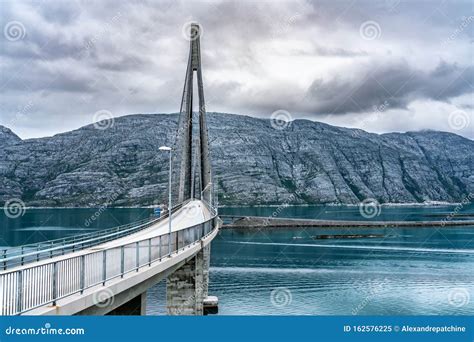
[0,113,472,206]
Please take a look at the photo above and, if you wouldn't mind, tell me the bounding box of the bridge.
[0,23,219,316]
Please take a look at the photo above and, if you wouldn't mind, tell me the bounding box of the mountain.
[0,113,473,207]
[0,126,21,146]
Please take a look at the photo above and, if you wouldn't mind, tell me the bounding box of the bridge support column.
[166,247,209,315]
[202,245,210,298]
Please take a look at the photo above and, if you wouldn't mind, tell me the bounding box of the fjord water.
[1,204,473,315]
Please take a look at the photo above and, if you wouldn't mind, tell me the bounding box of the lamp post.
[159,146,172,256]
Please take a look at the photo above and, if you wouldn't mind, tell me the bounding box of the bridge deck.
[97,199,213,247]
[0,200,218,315]
[1,200,212,273]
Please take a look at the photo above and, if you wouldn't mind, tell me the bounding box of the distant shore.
[219,201,467,208]
[6,201,471,210]
[221,215,474,229]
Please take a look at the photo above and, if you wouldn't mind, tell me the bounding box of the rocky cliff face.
[0,113,472,207]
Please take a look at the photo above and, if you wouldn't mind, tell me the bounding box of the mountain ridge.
[1,112,472,207]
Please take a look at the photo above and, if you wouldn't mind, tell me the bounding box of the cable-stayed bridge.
[0,23,219,316]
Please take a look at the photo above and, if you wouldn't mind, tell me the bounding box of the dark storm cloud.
[0,0,472,139]
[95,54,152,72]
[312,45,368,58]
[303,61,474,114]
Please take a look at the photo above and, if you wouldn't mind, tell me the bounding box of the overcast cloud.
[0,0,472,139]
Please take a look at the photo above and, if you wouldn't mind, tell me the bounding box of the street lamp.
[159,146,172,256]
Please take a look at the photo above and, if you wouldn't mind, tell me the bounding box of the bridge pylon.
[177,23,212,205]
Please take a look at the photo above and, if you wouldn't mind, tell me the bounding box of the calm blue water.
[0,207,153,247]
[1,204,473,315]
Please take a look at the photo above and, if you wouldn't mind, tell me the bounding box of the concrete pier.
[166,245,211,315]
[202,245,211,298]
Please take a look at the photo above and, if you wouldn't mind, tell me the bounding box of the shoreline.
[221,216,474,229]
[6,201,471,210]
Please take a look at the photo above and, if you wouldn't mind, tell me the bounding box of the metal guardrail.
[1,201,190,270]
[0,212,218,315]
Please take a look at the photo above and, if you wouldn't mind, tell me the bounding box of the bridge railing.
[0,213,218,315]
[1,201,190,271]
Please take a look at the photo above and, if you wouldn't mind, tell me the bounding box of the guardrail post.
[52,262,58,306]
[148,238,151,266]
[16,271,23,313]
[21,246,24,266]
[102,250,107,285]
[168,232,171,257]
[80,255,85,294]
[158,236,161,261]
[136,242,139,272]
[120,246,124,278]
[3,249,6,270]
[37,246,40,262]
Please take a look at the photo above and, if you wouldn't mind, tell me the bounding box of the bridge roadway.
[0,200,219,315]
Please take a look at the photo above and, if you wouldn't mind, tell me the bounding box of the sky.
[0,0,473,139]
